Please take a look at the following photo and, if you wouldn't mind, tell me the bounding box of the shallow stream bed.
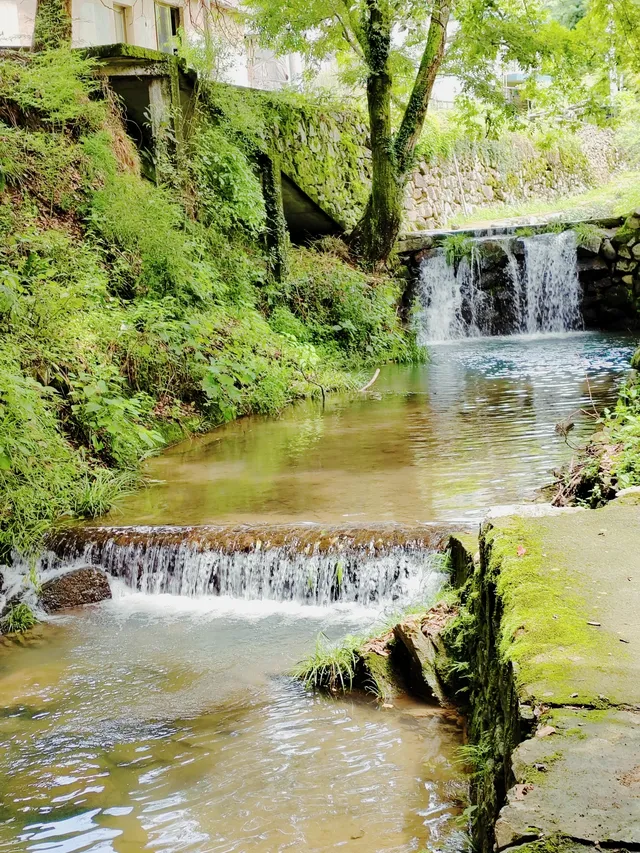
[113,332,635,526]
[1,332,635,853]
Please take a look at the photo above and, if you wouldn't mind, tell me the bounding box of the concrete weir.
[450,495,640,852]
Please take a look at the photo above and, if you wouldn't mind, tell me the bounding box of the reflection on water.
[0,595,466,852]
[113,333,635,525]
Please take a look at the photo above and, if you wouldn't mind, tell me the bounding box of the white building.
[0,0,303,90]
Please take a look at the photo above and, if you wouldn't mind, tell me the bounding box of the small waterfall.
[35,525,451,607]
[521,231,581,334]
[415,230,582,341]
[415,249,487,343]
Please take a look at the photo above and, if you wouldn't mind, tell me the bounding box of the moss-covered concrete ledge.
[450,498,640,852]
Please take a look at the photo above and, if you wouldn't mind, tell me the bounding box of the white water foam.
[521,231,581,333]
[27,532,445,609]
[416,230,581,341]
[415,249,487,343]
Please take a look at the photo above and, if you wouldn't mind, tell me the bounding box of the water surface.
[113,333,635,526]
[0,592,466,852]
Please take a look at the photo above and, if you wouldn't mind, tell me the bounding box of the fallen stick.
[358,368,380,393]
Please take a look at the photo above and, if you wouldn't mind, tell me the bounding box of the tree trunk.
[348,67,402,268]
[34,0,72,50]
[348,0,399,268]
[349,0,452,268]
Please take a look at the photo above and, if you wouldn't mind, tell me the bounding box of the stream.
[0,331,635,853]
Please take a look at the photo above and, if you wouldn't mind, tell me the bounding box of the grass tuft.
[1,602,38,634]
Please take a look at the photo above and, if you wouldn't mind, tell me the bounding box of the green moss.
[483,519,619,703]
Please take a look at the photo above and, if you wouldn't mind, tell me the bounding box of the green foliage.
[442,234,474,267]
[1,602,38,634]
[572,222,604,248]
[292,632,362,692]
[277,246,424,363]
[0,49,104,130]
[190,122,265,234]
[455,736,494,777]
[604,380,640,490]
[0,48,418,558]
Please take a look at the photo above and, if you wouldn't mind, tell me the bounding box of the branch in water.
[358,368,380,392]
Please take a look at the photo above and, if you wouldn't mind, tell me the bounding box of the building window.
[155,2,180,53]
[113,4,128,43]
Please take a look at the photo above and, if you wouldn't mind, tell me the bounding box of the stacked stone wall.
[404,126,619,231]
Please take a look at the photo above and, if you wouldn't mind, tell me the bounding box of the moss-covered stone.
[447,501,640,852]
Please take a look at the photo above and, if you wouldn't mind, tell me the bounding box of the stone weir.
[399,212,640,336]
[40,524,454,607]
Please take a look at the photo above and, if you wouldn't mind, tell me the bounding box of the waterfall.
[415,230,581,341]
[521,231,581,334]
[33,525,449,607]
[415,249,487,343]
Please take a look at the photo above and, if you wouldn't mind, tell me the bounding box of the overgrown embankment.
[0,49,420,561]
[553,343,640,506]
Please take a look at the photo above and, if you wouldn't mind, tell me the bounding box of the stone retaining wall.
[404,127,619,231]
[579,210,640,328]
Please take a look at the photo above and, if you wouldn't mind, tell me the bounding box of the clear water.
[0,592,466,853]
[112,333,635,527]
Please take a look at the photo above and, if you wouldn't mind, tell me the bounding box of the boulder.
[39,567,112,613]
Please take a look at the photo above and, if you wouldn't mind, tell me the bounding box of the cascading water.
[32,524,450,607]
[521,230,582,333]
[415,248,487,343]
[415,229,582,341]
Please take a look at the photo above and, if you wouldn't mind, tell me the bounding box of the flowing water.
[0,592,466,853]
[1,328,635,853]
[111,333,635,527]
[416,231,582,341]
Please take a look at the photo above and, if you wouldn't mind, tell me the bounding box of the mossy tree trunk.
[34,0,72,50]
[348,0,451,268]
[259,153,289,283]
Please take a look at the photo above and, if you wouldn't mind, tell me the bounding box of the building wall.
[0,0,37,47]
[0,0,303,90]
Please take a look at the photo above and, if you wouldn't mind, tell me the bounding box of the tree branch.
[393,0,452,175]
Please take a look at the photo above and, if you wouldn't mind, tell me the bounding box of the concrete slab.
[485,500,640,708]
[483,497,640,851]
[495,708,640,850]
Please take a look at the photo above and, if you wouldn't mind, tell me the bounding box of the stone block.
[601,239,617,261]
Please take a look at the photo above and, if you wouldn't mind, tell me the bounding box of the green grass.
[292,632,362,692]
[1,602,38,634]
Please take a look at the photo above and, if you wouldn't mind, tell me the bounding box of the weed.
[572,222,605,247]
[292,632,362,692]
[442,234,474,268]
[1,602,38,633]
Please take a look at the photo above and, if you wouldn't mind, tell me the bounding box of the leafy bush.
[191,122,265,234]
[278,247,423,363]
